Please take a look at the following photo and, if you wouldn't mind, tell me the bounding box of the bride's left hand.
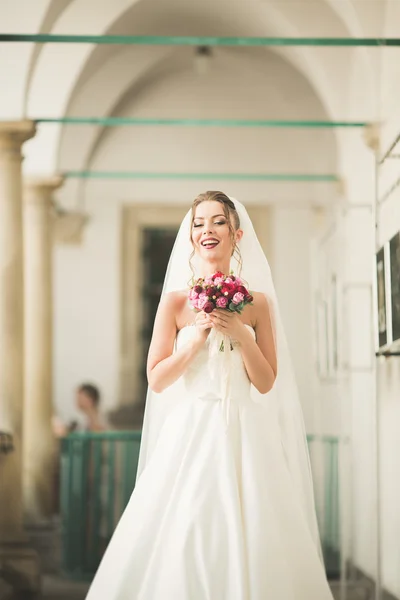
[208,309,247,341]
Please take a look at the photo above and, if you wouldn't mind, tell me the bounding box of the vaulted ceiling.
[0,0,394,201]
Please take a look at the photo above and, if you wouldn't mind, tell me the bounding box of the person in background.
[76,383,107,432]
[52,384,109,535]
[52,383,107,438]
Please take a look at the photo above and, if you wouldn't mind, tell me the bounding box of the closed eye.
[193,220,227,228]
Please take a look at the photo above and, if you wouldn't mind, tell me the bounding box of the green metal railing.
[307,435,344,578]
[60,431,344,580]
[60,431,141,579]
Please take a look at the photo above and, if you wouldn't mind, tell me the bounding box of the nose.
[202,223,214,235]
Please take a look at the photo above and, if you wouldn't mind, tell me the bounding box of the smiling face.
[191,199,243,267]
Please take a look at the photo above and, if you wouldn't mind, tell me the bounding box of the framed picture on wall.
[389,232,400,346]
[376,246,388,348]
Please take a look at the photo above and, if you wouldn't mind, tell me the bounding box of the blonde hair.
[189,191,242,278]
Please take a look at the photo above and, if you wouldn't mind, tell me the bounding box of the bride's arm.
[239,294,277,394]
[209,293,277,394]
[147,293,211,393]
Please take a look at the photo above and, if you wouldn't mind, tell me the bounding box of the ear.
[235,229,244,243]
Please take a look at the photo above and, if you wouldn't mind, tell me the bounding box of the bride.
[86,192,334,599]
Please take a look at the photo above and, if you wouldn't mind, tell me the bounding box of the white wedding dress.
[86,325,333,600]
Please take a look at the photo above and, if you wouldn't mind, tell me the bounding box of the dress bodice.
[176,325,255,405]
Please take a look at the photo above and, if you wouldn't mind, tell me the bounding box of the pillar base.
[0,541,40,599]
[24,518,61,575]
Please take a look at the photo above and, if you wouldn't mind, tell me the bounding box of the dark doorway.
[138,227,178,403]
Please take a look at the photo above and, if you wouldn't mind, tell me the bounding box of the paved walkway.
[40,578,372,600]
[41,576,89,600]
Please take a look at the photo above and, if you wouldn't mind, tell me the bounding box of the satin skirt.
[85,392,333,600]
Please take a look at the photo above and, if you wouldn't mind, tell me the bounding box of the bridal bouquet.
[188,271,253,314]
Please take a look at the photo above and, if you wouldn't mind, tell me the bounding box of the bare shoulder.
[251,292,272,325]
[159,290,188,327]
[162,290,188,311]
[252,291,269,306]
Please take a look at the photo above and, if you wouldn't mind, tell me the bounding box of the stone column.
[23,176,63,524]
[0,121,40,595]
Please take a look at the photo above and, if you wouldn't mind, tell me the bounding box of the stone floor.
[41,576,89,600]
[39,577,375,600]
[0,572,380,600]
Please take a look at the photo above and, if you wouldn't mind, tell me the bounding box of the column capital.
[24,175,64,206]
[24,175,64,191]
[54,210,89,244]
[311,206,327,232]
[362,122,380,152]
[0,120,36,153]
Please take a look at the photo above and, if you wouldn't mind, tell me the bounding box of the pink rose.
[232,292,244,305]
[197,296,209,310]
[214,276,224,286]
[189,288,199,301]
[216,296,228,308]
[225,277,233,284]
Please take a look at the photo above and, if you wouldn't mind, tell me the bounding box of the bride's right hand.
[193,311,213,345]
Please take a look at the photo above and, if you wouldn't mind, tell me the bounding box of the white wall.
[53,197,121,421]
[375,71,400,594]
[271,206,318,431]
[317,108,400,596]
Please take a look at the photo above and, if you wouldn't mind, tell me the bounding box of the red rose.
[246,295,254,303]
[221,287,234,300]
[194,285,203,294]
[212,271,224,280]
[221,283,235,295]
[205,286,217,297]
[203,301,214,313]
[236,285,248,296]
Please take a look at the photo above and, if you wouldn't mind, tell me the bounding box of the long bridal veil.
[136,198,323,560]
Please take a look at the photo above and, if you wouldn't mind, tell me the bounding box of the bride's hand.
[208,309,246,341]
[193,311,213,346]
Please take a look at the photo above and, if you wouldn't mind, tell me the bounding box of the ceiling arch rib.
[24,0,142,175]
[57,45,175,171]
[0,0,53,119]
[23,0,75,115]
